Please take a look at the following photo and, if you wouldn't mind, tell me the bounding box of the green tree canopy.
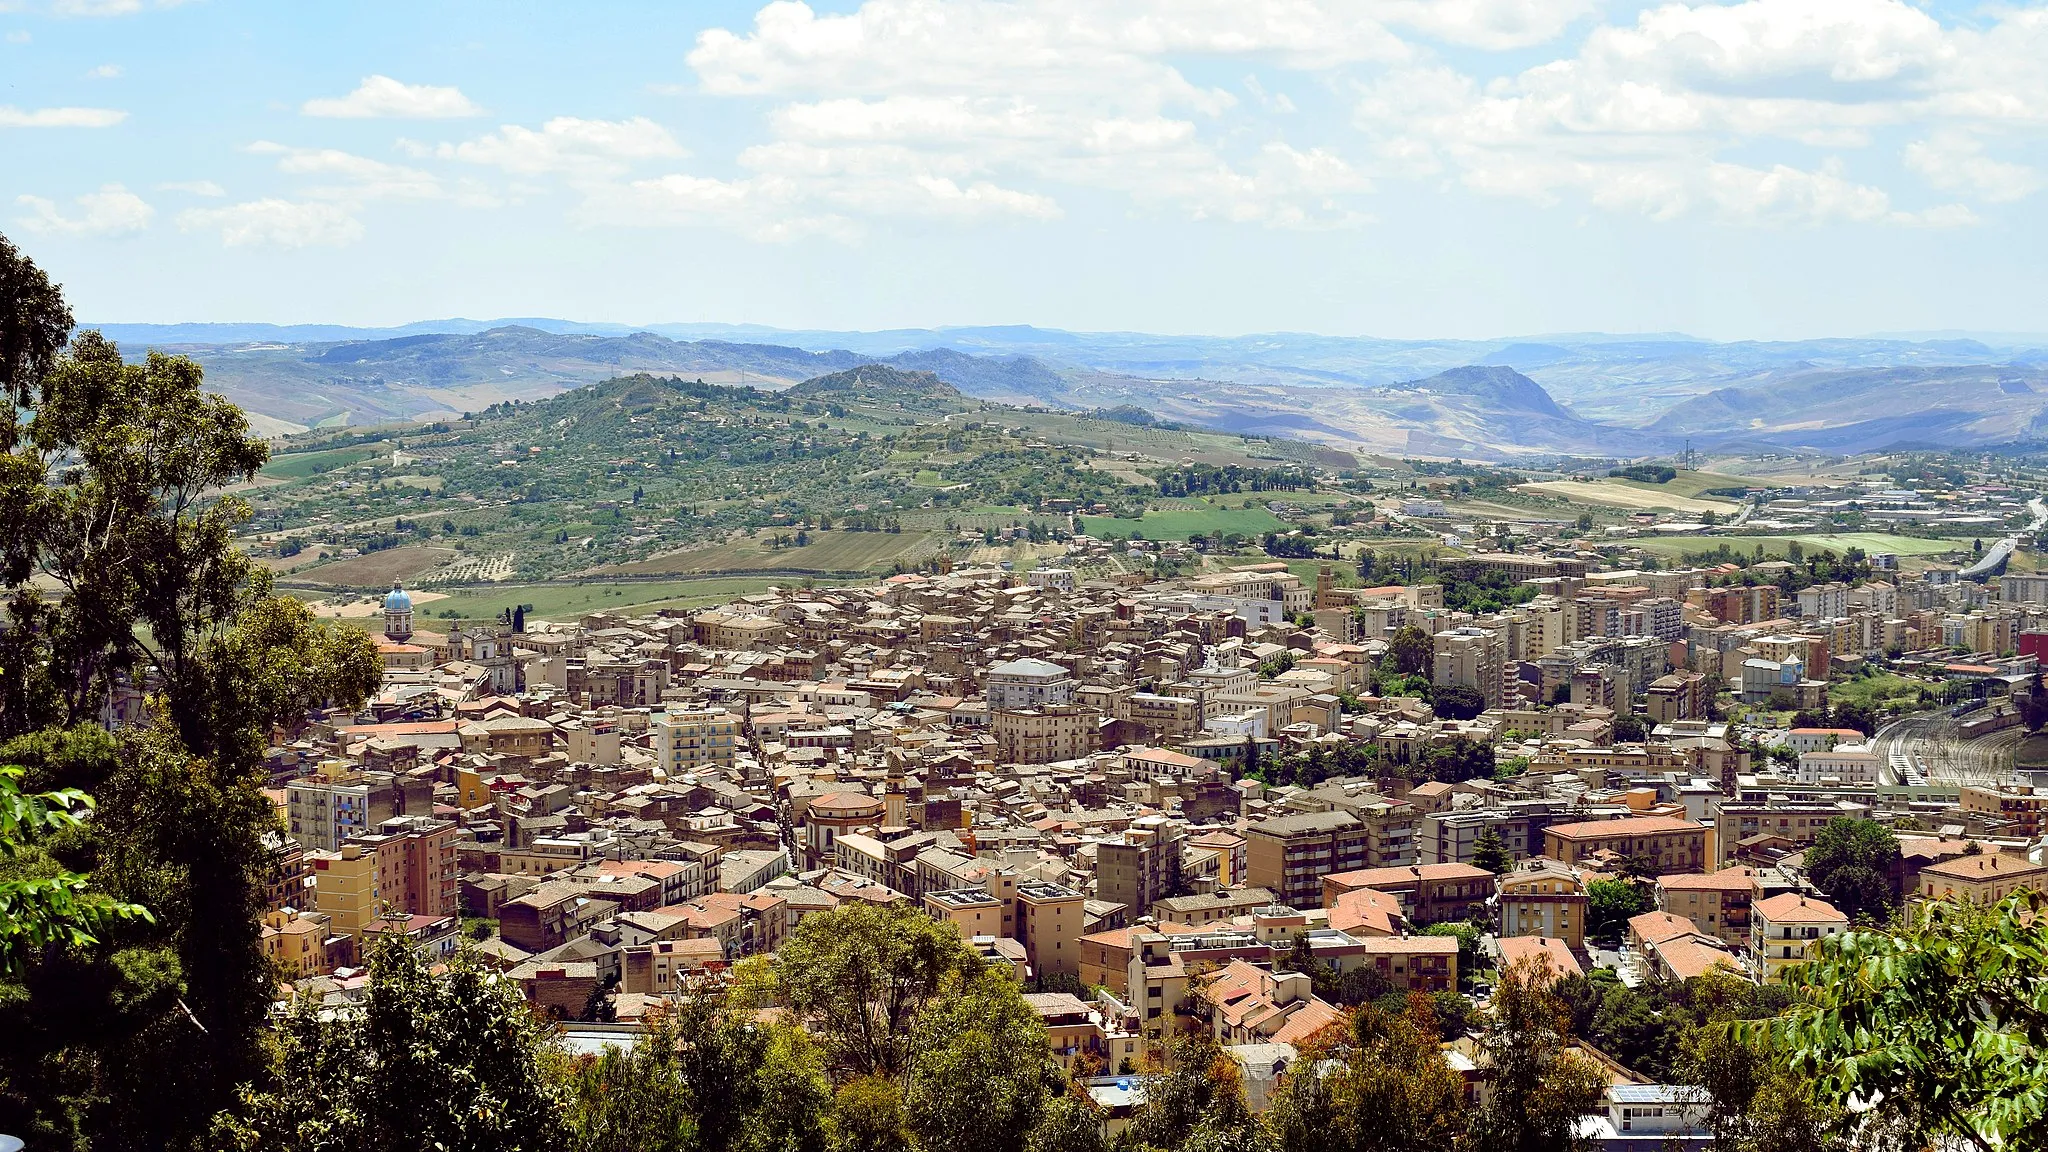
[1465,958,1606,1152]
[1802,817,1899,921]
[0,234,381,1151]
[216,936,568,1152]
[1267,999,1464,1152]
[1764,892,2048,1151]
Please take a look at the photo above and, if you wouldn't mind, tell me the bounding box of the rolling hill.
[1649,365,2048,451]
[92,316,2048,456]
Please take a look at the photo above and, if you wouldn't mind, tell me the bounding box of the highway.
[1871,711,2022,786]
[1958,495,2045,581]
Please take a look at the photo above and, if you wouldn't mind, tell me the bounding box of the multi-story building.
[1496,859,1588,951]
[260,908,351,978]
[309,843,380,939]
[1352,935,1459,993]
[1751,892,1847,980]
[984,657,1077,711]
[651,707,740,771]
[992,705,1100,764]
[1015,881,1087,979]
[1096,815,1183,915]
[1711,803,1860,866]
[1246,810,1370,908]
[1656,869,1756,948]
[1796,744,1880,785]
[1644,671,1707,724]
[1916,851,2048,905]
[1542,816,1709,872]
[1433,626,1505,709]
[925,887,1009,941]
[1959,784,2047,838]
[1795,582,1850,620]
[286,772,419,853]
[1323,863,1493,926]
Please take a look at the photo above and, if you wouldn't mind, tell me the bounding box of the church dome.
[384,582,413,612]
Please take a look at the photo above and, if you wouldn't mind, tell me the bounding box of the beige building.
[1247,810,1370,908]
[1016,881,1087,979]
[1496,859,1587,952]
[1542,816,1709,873]
[1751,892,1848,980]
[1917,851,2048,906]
[652,708,740,771]
[1657,869,1756,947]
[992,705,1100,764]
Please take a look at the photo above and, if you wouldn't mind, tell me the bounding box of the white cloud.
[428,116,685,176]
[1904,131,2044,203]
[650,0,1391,233]
[85,63,121,78]
[0,104,126,127]
[157,179,226,196]
[6,30,31,43]
[14,183,153,235]
[302,75,482,119]
[249,140,447,200]
[1344,0,2048,225]
[177,199,364,247]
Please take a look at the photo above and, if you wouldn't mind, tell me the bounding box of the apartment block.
[1246,810,1370,908]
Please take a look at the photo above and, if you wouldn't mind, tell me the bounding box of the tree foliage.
[1586,878,1652,943]
[216,936,568,1152]
[1801,817,1899,921]
[561,986,831,1152]
[1268,999,1463,1152]
[0,762,150,976]
[1764,892,2048,1151]
[1464,959,1606,1152]
[0,234,381,1152]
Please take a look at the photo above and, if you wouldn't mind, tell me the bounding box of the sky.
[4,0,2048,341]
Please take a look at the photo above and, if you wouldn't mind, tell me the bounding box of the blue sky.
[4,0,2047,339]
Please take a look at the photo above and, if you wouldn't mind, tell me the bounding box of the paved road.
[1871,711,2021,786]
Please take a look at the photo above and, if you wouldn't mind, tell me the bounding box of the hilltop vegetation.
[248,367,1348,592]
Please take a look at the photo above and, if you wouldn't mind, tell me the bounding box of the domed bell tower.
[383,581,414,642]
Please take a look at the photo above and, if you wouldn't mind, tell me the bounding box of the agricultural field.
[1518,477,1740,515]
[260,444,384,480]
[1630,533,1966,561]
[606,528,942,577]
[996,410,1353,469]
[285,545,458,587]
[1613,470,1762,499]
[1080,498,1289,541]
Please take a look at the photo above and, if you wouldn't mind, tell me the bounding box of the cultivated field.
[286,545,458,587]
[260,444,383,480]
[1518,478,1740,514]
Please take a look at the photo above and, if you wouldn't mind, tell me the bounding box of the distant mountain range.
[85,318,2048,457]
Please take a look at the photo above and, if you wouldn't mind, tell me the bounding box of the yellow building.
[311,843,380,939]
[261,908,348,978]
[652,708,740,771]
[1496,859,1587,952]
